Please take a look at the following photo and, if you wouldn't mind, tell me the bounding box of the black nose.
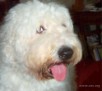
[58,46,73,61]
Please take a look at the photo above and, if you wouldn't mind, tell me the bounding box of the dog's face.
[25,18,82,80]
[3,1,82,81]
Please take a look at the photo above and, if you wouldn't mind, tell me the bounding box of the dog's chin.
[38,61,69,81]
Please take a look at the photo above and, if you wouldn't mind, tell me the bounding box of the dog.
[0,0,82,91]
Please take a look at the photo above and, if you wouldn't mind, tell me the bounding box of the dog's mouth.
[41,61,69,81]
[48,62,67,81]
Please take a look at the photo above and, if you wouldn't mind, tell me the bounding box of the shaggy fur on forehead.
[0,0,82,91]
[4,0,73,32]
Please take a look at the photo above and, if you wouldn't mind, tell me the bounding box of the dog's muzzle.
[48,46,73,81]
[39,46,73,81]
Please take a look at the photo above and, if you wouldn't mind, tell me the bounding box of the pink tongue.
[50,63,67,81]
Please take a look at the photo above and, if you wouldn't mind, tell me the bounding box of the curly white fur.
[0,0,82,91]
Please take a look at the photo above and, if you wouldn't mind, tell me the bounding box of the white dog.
[0,0,82,91]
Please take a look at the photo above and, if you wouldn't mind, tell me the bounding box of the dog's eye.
[62,23,67,27]
[36,25,46,34]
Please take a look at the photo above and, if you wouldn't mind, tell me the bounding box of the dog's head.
[3,1,82,81]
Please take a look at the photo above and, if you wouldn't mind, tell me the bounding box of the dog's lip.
[48,61,69,68]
